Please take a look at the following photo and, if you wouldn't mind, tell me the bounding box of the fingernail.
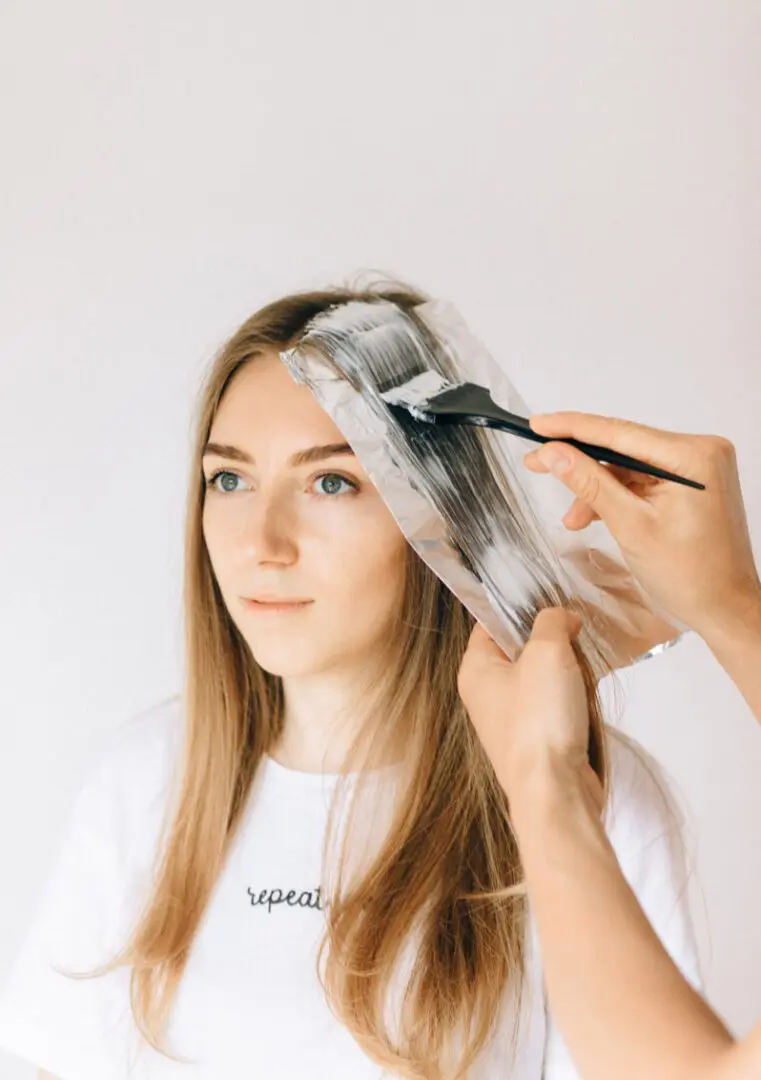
[537,447,571,474]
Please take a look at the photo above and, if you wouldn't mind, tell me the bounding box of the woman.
[0,281,703,1080]
[459,411,761,1080]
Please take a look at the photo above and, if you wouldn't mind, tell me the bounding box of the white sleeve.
[0,740,149,1080]
[541,731,703,1078]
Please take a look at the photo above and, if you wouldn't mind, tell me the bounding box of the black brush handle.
[460,414,706,491]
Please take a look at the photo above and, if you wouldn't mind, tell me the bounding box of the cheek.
[328,529,408,612]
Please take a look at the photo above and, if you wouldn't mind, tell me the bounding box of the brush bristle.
[380,370,461,419]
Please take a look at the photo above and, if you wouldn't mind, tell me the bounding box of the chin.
[247,644,333,679]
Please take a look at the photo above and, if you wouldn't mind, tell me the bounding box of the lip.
[242,597,313,613]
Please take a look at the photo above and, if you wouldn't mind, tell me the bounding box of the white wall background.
[1,2,759,1076]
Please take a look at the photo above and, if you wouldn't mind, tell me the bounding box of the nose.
[241,489,299,566]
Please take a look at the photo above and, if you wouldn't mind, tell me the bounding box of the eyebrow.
[202,441,355,468]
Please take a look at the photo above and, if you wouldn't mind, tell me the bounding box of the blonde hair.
[59,273,618,1080]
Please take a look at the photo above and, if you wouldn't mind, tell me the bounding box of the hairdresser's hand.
[457,608,603,809]
[523,414,761,637]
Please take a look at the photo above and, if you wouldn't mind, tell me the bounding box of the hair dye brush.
[381,371,705,491]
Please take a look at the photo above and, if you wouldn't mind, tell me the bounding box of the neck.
[271,665,381,773]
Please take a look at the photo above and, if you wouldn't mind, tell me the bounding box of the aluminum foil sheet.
[280,297,690,673]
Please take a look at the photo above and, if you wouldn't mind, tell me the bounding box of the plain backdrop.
[1,2,759,1077]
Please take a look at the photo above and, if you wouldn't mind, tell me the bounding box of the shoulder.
[90,693,182,784]
[105,693,184,781]
[69,694,185,864]
[5,697,187,969]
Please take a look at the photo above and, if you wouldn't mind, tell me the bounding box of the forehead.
[211,350,343,439]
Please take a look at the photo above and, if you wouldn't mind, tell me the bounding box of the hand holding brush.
[522,410,759,637]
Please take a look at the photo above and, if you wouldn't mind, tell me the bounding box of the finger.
[523,439,643,528]
[526,453,655,490]
[525,456,656,528]
[529,607,581,645]
[527,411,701,482]
[562,499,599,530]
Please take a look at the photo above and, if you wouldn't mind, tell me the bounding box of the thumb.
[528,440,642,527]
[529,606,583,645]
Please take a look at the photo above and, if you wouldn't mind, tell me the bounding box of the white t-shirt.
[0,696,703,1079]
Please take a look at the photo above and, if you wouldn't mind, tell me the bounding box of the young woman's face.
[202,349,409,679]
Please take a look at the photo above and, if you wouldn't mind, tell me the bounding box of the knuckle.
[690,433,736,469]
[575,471,601,505]
[708,435,736,460]
[603,415,637,447]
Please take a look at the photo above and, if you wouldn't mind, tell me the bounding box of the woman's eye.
[312,472,358,497]
[204,470,245,494]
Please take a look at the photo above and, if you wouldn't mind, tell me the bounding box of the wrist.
[507,757,612,880]
[697,583,761,654]
[507,754,593,830]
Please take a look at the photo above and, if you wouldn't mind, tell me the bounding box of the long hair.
[57,273,619,1080]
